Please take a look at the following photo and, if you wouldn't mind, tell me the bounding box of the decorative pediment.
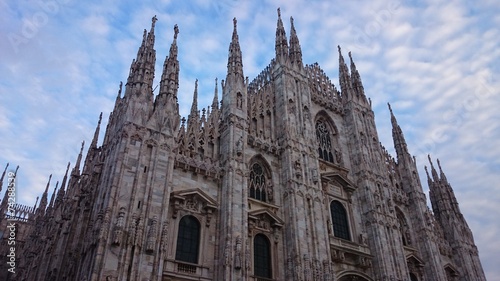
[444,263,459,277]
[248,209,284,231]
[406,253,425,267]
[321,172,356,194]
[170,188,218,226]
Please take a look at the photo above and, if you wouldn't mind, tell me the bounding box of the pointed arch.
[248,155,273,203]
[315,112,341,164]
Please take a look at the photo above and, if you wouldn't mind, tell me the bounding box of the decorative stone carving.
[112,207,126,245]
[234,236,242,269]
[160,221,169,252]
[145,216,157,253]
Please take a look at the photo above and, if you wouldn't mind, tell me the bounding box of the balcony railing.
[176,262,197,274]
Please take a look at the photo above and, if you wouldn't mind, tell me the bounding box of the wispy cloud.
[0,0,498,278]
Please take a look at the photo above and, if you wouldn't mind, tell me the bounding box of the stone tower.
[0,11,486,281]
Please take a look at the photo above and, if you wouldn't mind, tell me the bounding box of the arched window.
[316,119,334,163]
[249,162,268,202]
[410,273,419,281]
[175,215,200,264]
[330,200,350,240]
[254,234,272,278]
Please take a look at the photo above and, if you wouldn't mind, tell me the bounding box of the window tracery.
[249,162,272,202]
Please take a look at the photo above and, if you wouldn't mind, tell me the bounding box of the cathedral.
[0,10,486,281]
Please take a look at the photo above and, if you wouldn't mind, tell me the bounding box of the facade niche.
[315,116,341,165]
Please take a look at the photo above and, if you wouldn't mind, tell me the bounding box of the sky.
[1,0,499,278]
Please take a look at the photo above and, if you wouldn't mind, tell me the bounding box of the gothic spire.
[0,164,13,211]
[388,103,409,160]
[114,82,123,110]
[227,18,244,81]
[212,78,219,111]
[348,51,366,98]
[48,181,58,210]
[91,112,103,149]
[437,158,448,183]
[289,16,303,67]
[38,174,52,213]
[33,196,39,212]
[72,141,84,176]
[190,79,199,118]
[56,162,70,204]
[159,24,180,97]
[338,46,352,100]
[126,15,158,90]
[275,8,289,63]
[0,163,8,194]
[424,166,432,186]
[427,155,440,182]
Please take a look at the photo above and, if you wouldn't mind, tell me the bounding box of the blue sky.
[1,0,499,278]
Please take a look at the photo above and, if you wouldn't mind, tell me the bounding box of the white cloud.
[0,0,498,279]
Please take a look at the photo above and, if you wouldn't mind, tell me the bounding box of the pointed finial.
[427,154,439,181]
[437,158,448,182]
[233,17,237,29]
[174,24,179,39]
[46,174,52,192]
[49,181,59,208]
[424,166,432,182]
[290,16,294,25]
[338,45,342,54]
[277,7,281,18]
[0,163,8,182]
[118,81,123,98]
[33,196,39,210]
[387,102,393,114]
[212,77,219,110]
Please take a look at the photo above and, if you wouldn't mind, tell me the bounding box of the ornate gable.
[170,188,218,226]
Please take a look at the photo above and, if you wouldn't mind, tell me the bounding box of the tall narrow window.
[330,200,350,240]
[254,234,272,278]
[249,163,268,202]
[175,215,200,264]
[316,120,334,163]
[397,209,411,246]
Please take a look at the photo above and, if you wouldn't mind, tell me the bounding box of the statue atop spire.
[152,15,158,29]
[174,23,179,39]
